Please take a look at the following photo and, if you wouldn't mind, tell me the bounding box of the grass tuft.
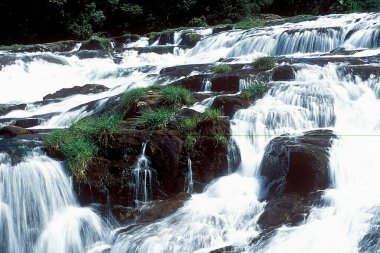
[252,56,276,71]
[241,82,269,100]
[133,108,176,130]
[213,64,232,73]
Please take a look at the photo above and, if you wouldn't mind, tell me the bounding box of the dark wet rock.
[117,46,189,55]
[212,25,233,34]
[338,65,380,81]
[179,32,202,47]
[137,192,191,223]
[64,50,111,59]
[359,209,380,253]
[148,31,175,45]
[0,104,27,116]
[259,129,336,199]
[14,118,42,128]
[172,75,209,92]
[271,65,296,81]
[209,246,236,253]
[43,84,109,100]
[257,193,321,230]
[0,125,36,138]
[31,55,69,65]
[45,41,78,52]
[211,74,240,92]
[79,37,112,51]
[112,34,140,49]
[0,137,43,164]
[10,44,50,53]
[211,95,250,118]
[328,47,363,56]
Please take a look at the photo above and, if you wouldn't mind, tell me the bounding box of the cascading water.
[185,157,194,194]
[1,11,380,253]
[132,142,154,206]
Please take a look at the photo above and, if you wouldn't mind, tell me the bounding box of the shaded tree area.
[0,0,379,44]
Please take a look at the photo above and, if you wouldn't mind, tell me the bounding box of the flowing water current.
[0,12,380,253]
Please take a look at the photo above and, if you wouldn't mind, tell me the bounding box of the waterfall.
[0,151,109,253]
[132,141,153,206]
[185,157,193,194]
[1,11,380,253]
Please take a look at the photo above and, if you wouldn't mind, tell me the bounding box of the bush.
[241,82,269,99]
[44,115,121,179]
[121,87,149,109]
[252,56,276,71]
[213,64,232,73]
[134,108,176,130]
[212,132,228,147]
[188,16,208,27]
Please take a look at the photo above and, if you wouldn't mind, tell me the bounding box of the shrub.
[213,64,232,73]
[252,56,276,71]
[241,82,269,100]
[188,16,208,27]
[133,108,176,130]
[178,117,199,133]
[121,87,149,109]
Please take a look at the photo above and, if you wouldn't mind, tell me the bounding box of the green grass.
[133,108,176,130]
[252,56,276,71]
[285,15,314,22]
[213,64,232,73]
[178,117,198,133]
[202,108,224,122]
[160,86,194,106]
[0,104,5,113]
[241,82,269,100]
[82,36,113,52]
[121,87,149,109]
[44,115,121,179]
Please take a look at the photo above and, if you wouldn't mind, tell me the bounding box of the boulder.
[179,32,202,47]
[0,125,35,138]
[211,95,250,117]
[212,25,233,34]
[211,74,240,92]
[259,129,336,199]
[43,84,109,100]
[271,65,296,81]
[14,118,42,128]
[79,37,112,51]
[0,104,27,116]
[137,192,191,223]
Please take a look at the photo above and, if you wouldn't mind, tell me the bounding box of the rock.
[172,75,209,92]
[43,84,109,100]
[259,129,336,199]
[45,40,78,52]
[179,32,202,47]
[137,192,191,223]
[0,104,27,116]
[14,118,42,128]
[257,193,321,230]
[211,95,250,118]
[271,65,296,81]
[212,25,233,34]
[338,65,380,81]
[211,74,240,92]
[10,44,50,53]
[0,125,35,138]
[79,37,113,52]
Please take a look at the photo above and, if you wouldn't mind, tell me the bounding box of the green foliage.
[121,87,149,109]
[61,139,98,179]
[284,14,314,22]
[160,86,195,106]
[213,64,232,73]
[44,115,121,179]
[178,117,198,133]
[202,108,224,122]
[241,82,269,99]
[0,44,24,51]
[134,108,176,130]
[333,0,380,12]
[188,16,208,27]
[211,132,228,146]
[252,56,276,71]
[233,19,266,29]
[184,133,197,150]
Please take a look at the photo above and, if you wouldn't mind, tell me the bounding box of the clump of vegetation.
[0,104,5,113]
[212,132,229,146]
[0,44,24,51]
[188,16,208,27]
[285,14,314,22]
[44,115,121,179]
[241,82,269,100]
[252,56,276,71]
[121,87,149,109]
[233,19,266,29]
[160,86,195,106]
[202,108,224,122]
[81,36,112,52]
[133,108,177,130]
[213,64,232,73]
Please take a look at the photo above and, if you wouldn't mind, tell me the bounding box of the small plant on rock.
[241,82,269,100]
[252,56,276,71]
[213,64,232,73]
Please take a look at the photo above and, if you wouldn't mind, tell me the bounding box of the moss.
[213,64,232,73]
[285,15,314,22]
[252,56,276,71]
[233,19,266,29]
[82,36,113,52]
[0,44,24,51]
[241,82,269,100]
[121,87,150,110]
